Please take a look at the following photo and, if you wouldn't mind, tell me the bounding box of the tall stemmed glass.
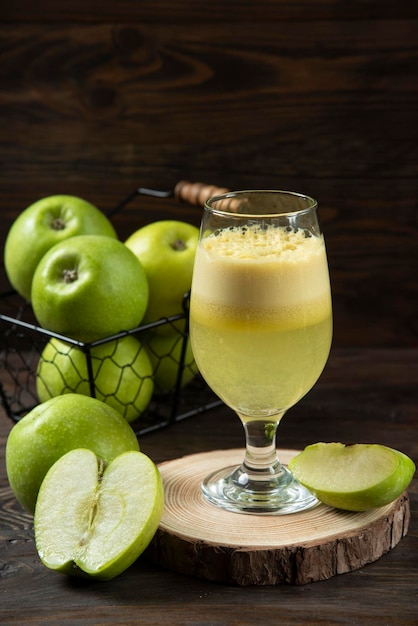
[189,190,332,514]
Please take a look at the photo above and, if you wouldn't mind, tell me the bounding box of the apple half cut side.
[34,449,164,580]
[288,442,416,512]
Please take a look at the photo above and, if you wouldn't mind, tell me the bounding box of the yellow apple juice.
[190,224,332,419]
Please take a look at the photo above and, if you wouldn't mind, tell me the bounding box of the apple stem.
[63,268,78,283]
[52,217,66,230]
[171,239,187,251]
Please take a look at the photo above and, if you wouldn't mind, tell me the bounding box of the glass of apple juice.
[189,190,333,514]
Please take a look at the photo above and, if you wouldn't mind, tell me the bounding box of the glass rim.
[204,189,318,219]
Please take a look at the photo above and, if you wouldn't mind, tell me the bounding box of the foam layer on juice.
[192,224,331,324]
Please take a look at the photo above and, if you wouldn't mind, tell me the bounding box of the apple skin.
[36,335,154,423]
[31,234,149,342]
[34,448,164,580]
[4,195,117,302]
[145,330,198,395]
[5,394,140,514]
[289,442,416,511]
[125,220,199,328]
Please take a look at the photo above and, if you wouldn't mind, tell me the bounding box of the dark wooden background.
[1,1,417,348]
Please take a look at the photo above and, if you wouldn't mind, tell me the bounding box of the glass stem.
[202,412,318,512]
[240,415,285,483]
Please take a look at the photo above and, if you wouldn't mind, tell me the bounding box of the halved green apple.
[289,442,415,512]
[34,448,164,580]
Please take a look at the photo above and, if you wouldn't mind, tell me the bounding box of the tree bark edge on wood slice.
[147,448,411,586]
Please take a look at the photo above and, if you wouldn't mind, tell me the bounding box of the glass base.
[201,462,318,515]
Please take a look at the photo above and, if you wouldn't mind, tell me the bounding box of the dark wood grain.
[2,1,418,22]
[0,349,417,624]
[1,6,417,348]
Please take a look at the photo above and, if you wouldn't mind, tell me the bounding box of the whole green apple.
[145,330,198,395]
[35,448,164,580]
[125,220,199,328]
[4,195,117,302]
[6,394,140,514]
[289,442,416,511]
[31,234,149,342]
[36,335,154,423]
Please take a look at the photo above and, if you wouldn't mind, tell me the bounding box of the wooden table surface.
[1,348,417,625]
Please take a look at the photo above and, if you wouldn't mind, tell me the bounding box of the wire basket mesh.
[0,290,221,436]
[0,182,226,435]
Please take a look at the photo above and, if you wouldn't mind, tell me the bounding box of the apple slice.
[288,442,415,512]
[34,448,164,580]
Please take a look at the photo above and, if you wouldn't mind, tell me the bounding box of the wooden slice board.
[147,448,411,586]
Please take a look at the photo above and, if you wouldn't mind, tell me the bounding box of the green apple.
[31,234,149,342]
[289,442,416,511]
[34,448,164,580]
[4,195,117,302]
[6,394,140,514]
[145,330,198,395]
[125,220,199,327]
[36,335,154,423]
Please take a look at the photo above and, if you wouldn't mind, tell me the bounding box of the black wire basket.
[0,182,226,435]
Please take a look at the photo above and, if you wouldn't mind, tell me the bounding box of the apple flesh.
[4,195,117,301]
[31,234,149,342]
[289,442,416,511]
[125,220,199,328]
[145,331,198,395]
[34,448,164,580]
[6,394,140,514]
[36,335,154,423]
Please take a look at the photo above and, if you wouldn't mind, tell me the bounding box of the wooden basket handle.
[174,180,230,206]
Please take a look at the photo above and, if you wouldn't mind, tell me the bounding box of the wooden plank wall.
[1,1,417,348]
